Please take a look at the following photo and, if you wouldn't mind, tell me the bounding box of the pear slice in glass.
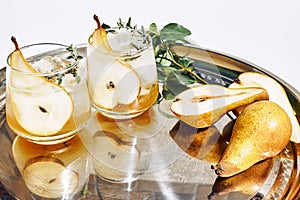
[8,37,73,136]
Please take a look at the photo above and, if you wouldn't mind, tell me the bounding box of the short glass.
[6,43,91,144]
[87,27,158,119]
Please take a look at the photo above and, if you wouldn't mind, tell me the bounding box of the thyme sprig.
[65,44,83,84]
[103,17,149,50]
[45,45,83,85]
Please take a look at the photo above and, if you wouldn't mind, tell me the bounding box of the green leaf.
[101,23,111,29]
[166,72,190,95]
[173,71,196,85]
[162,87,176,100]
[163,66,177,77]
[177,57,193,67]
[149,23,158,33]
[160,23,191,41]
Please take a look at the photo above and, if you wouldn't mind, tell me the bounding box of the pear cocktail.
[87,16,158,119]
[6,38,91,144]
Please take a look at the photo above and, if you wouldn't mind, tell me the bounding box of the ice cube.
[31,56,66,73]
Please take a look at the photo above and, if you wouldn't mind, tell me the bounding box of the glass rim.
[89,27,152,58]
[6,42,77,76]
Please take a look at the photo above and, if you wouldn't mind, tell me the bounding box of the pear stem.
[93,14,101,29]
[11,36,19,50]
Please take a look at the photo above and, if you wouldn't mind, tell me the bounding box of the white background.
[1,0,299,91]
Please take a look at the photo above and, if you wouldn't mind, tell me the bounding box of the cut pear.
[170,84,268,128]
[23,156,78,198]
[93,59,140,109]
[8,37,73,136]
[229,72,300,143]
[88,14,112,52]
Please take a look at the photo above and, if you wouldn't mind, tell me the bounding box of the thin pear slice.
[23,156,78,198]
[229,72,300,143]
[8,37,73,136]
[93,59,140,109]
[88,14,112,52]
[170,84,268,128]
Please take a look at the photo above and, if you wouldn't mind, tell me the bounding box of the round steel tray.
[0,44,299,200]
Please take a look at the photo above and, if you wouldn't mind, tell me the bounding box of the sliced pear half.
[93,59,140,109]
[229,72,300,143]
[8,37,73,136]
[170,84,268,128]
[23,156,78,198]
[88,14,112,52]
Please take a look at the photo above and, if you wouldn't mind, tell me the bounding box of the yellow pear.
[229,72,300,143]
[208,158,273,199]
[170,84,268,128]
[8,37,73,136]
[212,100,292,177]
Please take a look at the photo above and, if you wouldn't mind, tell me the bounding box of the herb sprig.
[102,17,149,51]
[46,45,83,85]
[65,44,83,84]
[147,23,207,103]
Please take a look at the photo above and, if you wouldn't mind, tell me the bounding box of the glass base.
[91,103,147,120]
[92,157,140,183]
[8,120,90,145]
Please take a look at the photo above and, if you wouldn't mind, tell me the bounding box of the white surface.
[1,0,299,91]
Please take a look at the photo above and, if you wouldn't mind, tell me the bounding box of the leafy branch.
[101,18,207,103]
[147,23,207,103]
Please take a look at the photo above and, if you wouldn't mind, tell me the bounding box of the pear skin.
[89,14,112,52]
[208,158,273,199]
[229,72,300,143]
[212,100,292,177]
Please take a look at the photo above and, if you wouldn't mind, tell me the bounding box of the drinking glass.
[87,27,158,119]
[6,43,91,144]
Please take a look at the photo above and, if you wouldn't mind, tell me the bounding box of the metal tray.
[0,44,299,200]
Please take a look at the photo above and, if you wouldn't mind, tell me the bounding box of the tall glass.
[6,43,91,144]
[87,27,158,119]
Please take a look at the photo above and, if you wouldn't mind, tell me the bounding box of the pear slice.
[8,37,73,136]
[229,72,300,143]
[93,59,140,109]
[23,156,78,198]
[88,14,112,52]
[170,84,268,128]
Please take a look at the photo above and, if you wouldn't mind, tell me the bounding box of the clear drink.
[6,43,91,144]
[87,27,158,119]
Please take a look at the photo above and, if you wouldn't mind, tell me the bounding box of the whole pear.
[208,158,273,199]
[212,100,292,177]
